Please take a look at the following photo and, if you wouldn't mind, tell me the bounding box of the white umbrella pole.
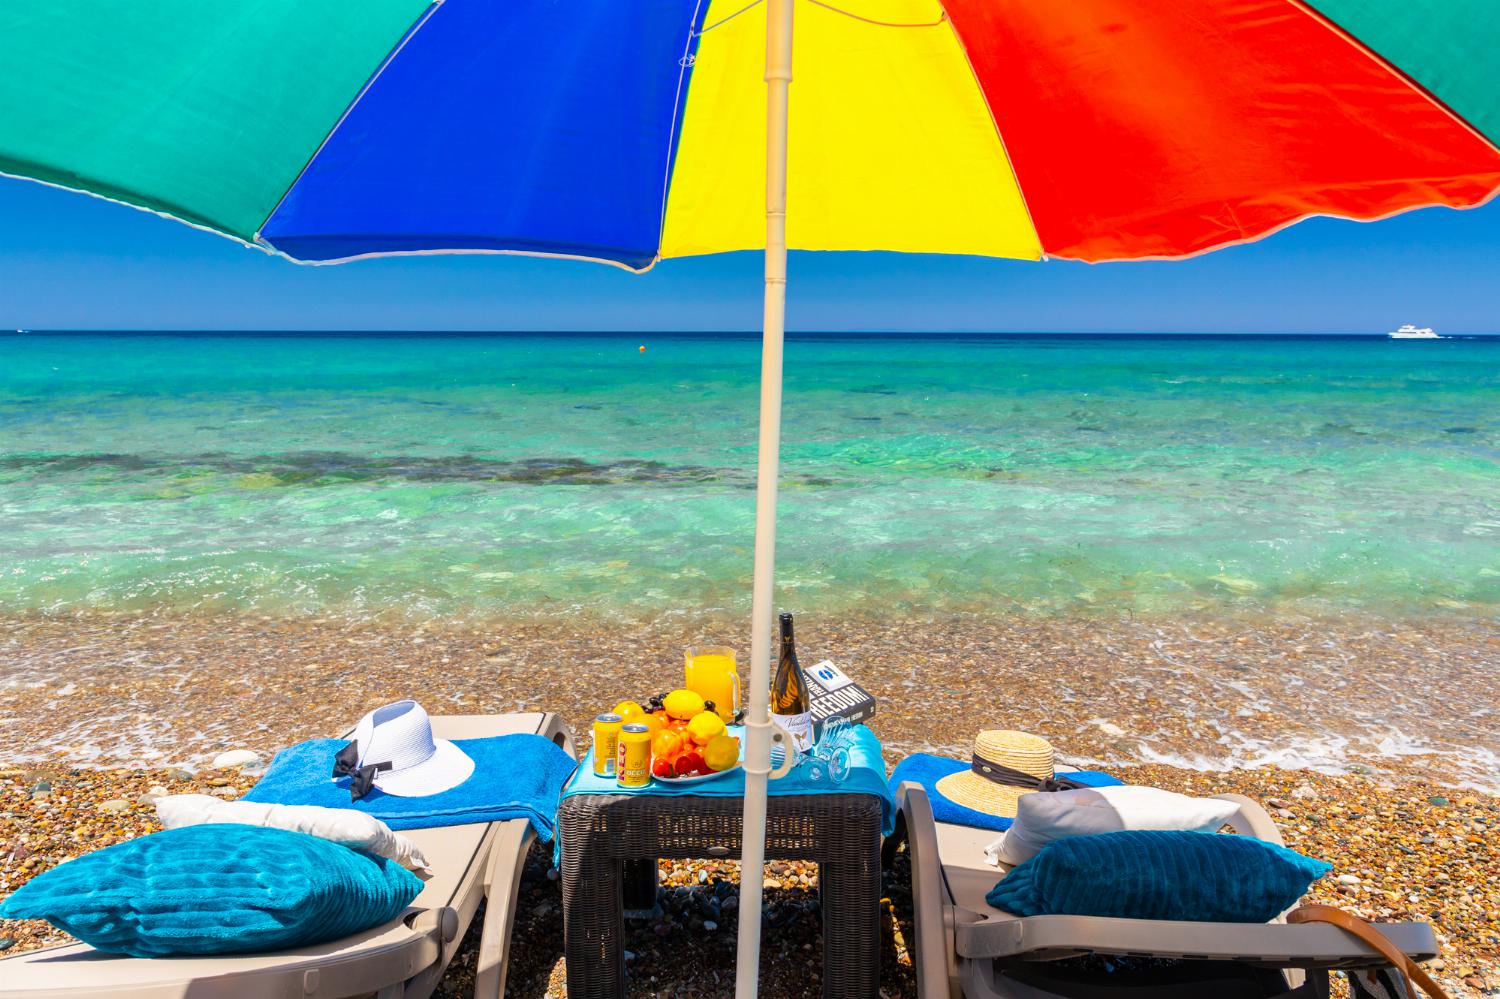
[735,0,793,996]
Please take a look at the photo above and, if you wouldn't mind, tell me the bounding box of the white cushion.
[985,785,1241,867]
[156,795,431,871]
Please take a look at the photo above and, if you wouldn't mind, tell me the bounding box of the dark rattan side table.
[559,791,884,998]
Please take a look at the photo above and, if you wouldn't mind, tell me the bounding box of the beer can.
[616,723,652,789]
[592,713,624,777]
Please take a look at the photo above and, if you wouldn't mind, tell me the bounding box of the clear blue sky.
[2,176,1497,334]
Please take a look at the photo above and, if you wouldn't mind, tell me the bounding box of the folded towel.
[244,734,576,841]
[888,753,1121,833]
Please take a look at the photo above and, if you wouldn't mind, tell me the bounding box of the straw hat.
[934,730,1057,818]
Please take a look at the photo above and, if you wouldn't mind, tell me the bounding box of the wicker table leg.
[562,834,627,997]
[622,856,660,914]
[818,828,883,998]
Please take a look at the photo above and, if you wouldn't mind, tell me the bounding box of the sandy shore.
[1,609,1497,994]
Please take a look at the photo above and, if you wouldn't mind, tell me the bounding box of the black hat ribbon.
[332,740,392,801]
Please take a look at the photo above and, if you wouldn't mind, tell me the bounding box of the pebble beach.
[2,608,1497,996]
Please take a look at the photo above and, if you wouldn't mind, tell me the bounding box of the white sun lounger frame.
[0,712,576,999]
[891,783,1440,999]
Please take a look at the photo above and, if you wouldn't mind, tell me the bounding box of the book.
[804,659,877,736]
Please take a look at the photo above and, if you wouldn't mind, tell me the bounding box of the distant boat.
[1388,324,1440,339]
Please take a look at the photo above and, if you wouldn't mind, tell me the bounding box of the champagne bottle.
[770,612,814,752]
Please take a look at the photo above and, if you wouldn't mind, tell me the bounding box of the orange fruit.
[652,729,684,760]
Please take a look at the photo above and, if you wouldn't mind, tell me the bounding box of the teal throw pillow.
[0,824,423,957]
[987,830,1330,923]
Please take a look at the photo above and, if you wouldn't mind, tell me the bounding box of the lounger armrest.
[958,912,1440,968]
[1214,793,1285,846]
[540,713,578,759]
[894,782,962,999]
[409,905,460,944]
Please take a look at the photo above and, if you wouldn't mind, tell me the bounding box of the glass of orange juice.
[684,646,740,721]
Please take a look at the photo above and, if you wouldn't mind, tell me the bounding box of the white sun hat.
[332,700,475,799]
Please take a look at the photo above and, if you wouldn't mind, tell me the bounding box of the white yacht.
[1388,324,1440,339]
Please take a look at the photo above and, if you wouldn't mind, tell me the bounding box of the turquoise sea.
[0,332,1496,623]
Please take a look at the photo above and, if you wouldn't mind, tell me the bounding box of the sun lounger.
[0,712,575,999]
[888,783,1440,999]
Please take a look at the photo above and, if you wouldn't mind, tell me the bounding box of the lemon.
[703,734,740,772]
[612,700,645,720]
[662,688,706,720]
[686,710,727,746]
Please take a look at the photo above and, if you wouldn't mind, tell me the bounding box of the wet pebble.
[210,747,262,768]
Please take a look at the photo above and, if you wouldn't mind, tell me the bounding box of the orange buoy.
[638,345,646,352]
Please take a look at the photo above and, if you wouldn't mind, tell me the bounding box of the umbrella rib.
[1284,0,1500,159]
[699,0,947,36]
[934,4,1048,259]
[697,0,764,35]
[654,0,711,269]
[806,0,947,29]
[251,0,447,246]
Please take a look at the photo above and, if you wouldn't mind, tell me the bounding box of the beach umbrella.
[3,2,1499,994]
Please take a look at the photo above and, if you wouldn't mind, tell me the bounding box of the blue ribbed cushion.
[987,830,1331,923]
[0,824,422,957]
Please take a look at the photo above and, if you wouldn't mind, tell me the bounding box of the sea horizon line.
[7,328,1499,340]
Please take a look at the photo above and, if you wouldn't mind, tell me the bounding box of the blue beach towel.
[244,734,576,841]
[888,753,1121,833]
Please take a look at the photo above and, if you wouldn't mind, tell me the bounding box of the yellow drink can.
[616,723,652,789]
[593,713,624,777]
